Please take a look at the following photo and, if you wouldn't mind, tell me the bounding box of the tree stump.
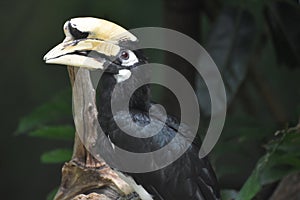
[53,66,141,200]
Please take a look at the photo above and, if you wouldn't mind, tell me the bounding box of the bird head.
[44,17,146,82]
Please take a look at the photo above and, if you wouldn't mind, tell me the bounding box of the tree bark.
[269,172,300,200]
[53,66,140,200]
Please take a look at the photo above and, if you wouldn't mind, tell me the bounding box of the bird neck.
[97,72,151,120]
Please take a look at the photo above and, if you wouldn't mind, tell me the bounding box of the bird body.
[97,70,220,200]
[44,17,220,200]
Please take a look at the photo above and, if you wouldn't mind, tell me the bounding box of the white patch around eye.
[121,50,139,67]
[114,69,132,83]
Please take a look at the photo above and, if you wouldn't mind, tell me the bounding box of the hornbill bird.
[44,17,220,200]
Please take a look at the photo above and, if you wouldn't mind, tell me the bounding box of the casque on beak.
[43,17,137,70]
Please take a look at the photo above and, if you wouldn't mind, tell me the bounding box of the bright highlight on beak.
[43,17,137,70]
[43,39,121,69]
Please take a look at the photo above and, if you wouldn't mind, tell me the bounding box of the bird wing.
[101,109,220,200]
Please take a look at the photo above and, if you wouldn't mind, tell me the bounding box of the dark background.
[1,0,299,199]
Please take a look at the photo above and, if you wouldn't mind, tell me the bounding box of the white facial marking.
[120,50,139,67]
[114,69,132,83]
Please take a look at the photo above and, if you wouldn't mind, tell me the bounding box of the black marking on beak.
[68,22,89,40]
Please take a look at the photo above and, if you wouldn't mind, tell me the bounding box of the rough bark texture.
[53,66,140,200]
[269,172,300,200]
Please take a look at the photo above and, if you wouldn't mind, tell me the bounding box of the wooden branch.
[67,66,87,164]
[269,172,300,200]
[53,66,140,200]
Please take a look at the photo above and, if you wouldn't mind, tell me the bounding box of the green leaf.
[266,153,300,168]
[46,187,58,200]
[41,149,72,164]
[29,125,74,141]
[16,89,72,134]
[236,126,300,199]
[236,132,285,199]
[260,166,298,185]
[236,166,261,200]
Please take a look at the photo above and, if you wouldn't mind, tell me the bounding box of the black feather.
[96,54,220,200]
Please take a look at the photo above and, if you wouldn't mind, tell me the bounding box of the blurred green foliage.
[16,89,72,134]
[41,149,72,164]
[46,188,59,200]
[17,90,300,199]
[29,125,74,141]
[236,127,300,200]
[16,89,73,163]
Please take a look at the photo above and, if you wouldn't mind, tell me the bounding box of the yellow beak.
[43,17,137,70]
[43,39,121,70]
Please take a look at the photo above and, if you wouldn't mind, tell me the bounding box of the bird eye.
[118,50,139,67]
[120,51,130,60]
